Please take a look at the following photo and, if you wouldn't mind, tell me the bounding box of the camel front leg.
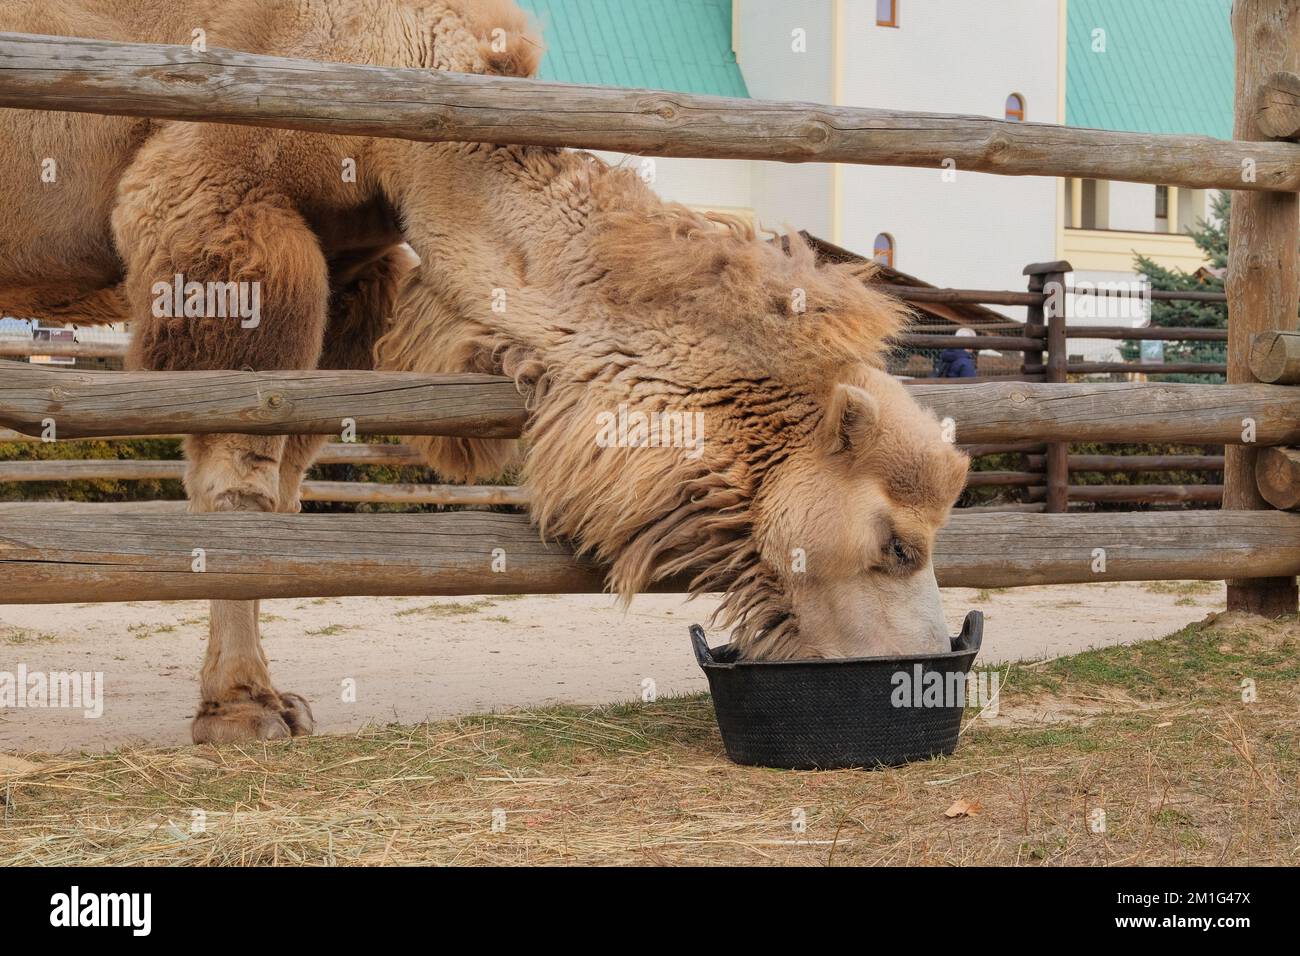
[188,244,414,742]
[186,431,327,743]
[185,433,317,743]
[276,434,329,514]
[113,135,333,742]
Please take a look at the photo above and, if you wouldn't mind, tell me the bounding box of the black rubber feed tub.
[691,610,984,770]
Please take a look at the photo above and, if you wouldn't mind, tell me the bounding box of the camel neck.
[381,140,609,321]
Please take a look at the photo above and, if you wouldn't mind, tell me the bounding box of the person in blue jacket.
[934,327,979,378]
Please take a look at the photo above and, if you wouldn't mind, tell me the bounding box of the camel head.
[557,201,970,659]
[377,148,969,660]
[745,365,971,659]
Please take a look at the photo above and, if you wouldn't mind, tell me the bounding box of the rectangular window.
[1155,185,1169,222]
[1178,188,1204,231]
[1080,179,1110,230]
[1081,179,1097,230]
[876,0,898,28]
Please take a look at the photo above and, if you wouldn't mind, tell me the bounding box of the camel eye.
[882,535,923,573]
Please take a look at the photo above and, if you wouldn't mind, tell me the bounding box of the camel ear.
[820,384,879,457]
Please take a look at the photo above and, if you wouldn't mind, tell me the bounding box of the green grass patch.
[395,599,497,618]
[998,616,1299,700]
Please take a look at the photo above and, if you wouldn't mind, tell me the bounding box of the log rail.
[1,510,1297,604]
[0,31,1298,191]
[2,366,1295,445]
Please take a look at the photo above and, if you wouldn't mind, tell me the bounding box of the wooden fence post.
[1024,260,1072,512]
[1225,0,1300,616]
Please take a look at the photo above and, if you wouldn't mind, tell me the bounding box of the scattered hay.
[1141,581,1221,597]
[1,618,1296,866]
[0,754,39,777]
[394,599,498,619]
[978,694,1165,729]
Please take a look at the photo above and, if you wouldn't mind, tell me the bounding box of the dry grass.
[2,612,1297,866]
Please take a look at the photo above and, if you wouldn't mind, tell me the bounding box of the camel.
[0,0,970,743]
[375,143,971,660]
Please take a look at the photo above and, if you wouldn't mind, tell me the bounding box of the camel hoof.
[278,692,316,737]
[213,488,277,514]
[192,687,315,744]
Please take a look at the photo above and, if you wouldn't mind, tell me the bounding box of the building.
[737,0,1061,303]
[520,0,1234,360]
[1059,0,1231,360]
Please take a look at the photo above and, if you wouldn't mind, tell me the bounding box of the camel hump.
[443,0,544,78]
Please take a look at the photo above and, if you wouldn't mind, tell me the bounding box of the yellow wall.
[1060,228,1207,273]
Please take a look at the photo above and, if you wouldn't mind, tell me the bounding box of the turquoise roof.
[1066,0,1234,139]
[515,0,748,97]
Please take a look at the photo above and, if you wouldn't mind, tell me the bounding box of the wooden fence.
[2,269,1227,512]
[2,268,1232,512]
[891,269,1230,510]
[1,1,1299,615]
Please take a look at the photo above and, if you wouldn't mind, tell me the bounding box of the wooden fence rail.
[0,478,522,509]
[0,366,524,438]
[0,455,1224,505]
[900,333,1042,351]
[1060,454,1224,472]
[1,510,1297,604]
[1,31,1300,191]
[0,447,429,480]
[891,287,1229,307]
[1067,485,1223,504]
[910,382,1297,444]
[0,500,187,515]
[1067,362,1226,375]
[997,485,1225,505]
[1062,326,1228,342]
[3,366,1292,445]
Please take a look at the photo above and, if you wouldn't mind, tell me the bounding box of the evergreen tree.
[1123,191,1228,381]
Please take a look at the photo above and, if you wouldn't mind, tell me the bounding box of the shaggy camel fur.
[0,0,969,743]
[376,142,970,662]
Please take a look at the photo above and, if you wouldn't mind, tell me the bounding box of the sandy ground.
[0,581,1224,753]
